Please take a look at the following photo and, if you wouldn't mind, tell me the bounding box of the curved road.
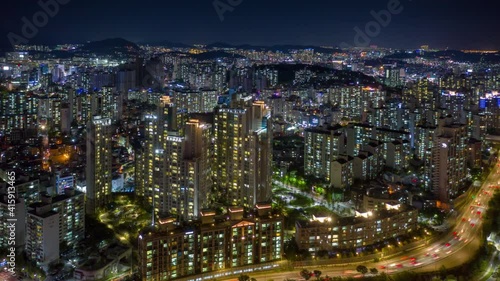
[234,160,500,281]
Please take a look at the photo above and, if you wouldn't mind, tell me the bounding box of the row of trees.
[300,269,324,280]
[299,268,381,281]
[238,275,257,281]
[355,265,378,275]
[295,269,455,281]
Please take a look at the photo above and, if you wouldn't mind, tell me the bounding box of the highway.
[233,160,500,281]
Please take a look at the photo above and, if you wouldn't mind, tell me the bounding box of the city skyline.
[3,1,500,281]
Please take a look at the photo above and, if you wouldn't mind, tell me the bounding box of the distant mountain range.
[190,50,245,60]
[3,37,499,64]
[386,50,500,63]
[206,42,342,53]
[141,40,342,53]
[77,38,141,56]
[139,40,192,48]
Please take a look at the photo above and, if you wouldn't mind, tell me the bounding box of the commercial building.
[74,244,132,281]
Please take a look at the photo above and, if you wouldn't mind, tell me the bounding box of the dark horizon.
[1,0,500,51]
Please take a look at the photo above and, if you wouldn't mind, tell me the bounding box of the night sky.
[1,0,499,50]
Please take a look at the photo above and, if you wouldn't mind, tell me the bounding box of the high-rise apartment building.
[415,77,430,103]
[214,96,272,207]
[479,91,500,135]
[304,124,345,181]
[440,90,466,124]
[86,116,112,214]
[328,86,384,122]
[135,114,158,204]
[331,156,354,189]
[414,123,437,191]
[26,206,60,265]
[0,193,26,250]
[346,123,375,156]
[35,188,85,247]
[92,86,120,121]
[295,205,418,255]
[170,88,219,113]
[156,120,212,220]
[431,117,468,205]
[136,97,212,221]
[0,92,38,132]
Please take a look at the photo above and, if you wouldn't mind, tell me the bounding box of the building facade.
[214,97,272,208]
[295,205,418,255]
[86,116,112,214]
[26,206,60,265]
[138,205,283,281]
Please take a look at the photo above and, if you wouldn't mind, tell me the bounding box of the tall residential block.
[86,116,112,214]
[214,96,272,207]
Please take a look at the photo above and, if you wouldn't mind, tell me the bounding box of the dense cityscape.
[1,1,500,281]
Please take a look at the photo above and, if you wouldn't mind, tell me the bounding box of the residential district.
[1,42,500,281]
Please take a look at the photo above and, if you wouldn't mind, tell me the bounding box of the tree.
[238,275,250,281]
[317,249,328,258]
[313,270,322,280]
[370,268,378,275]
[439,265,447,280]
[284,238,300,261]
[356,265,368,275]
[300,269,312,280]
[71,119,78,128]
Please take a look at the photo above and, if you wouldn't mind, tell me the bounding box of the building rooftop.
[297,204,416,228]
[28,209,58,219]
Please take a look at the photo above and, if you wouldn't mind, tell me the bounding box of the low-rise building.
[138,204,283,281]
[295,204,418,255]
[74,244,132,281]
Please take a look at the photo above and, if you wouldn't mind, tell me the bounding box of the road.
[234,160,500,281]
